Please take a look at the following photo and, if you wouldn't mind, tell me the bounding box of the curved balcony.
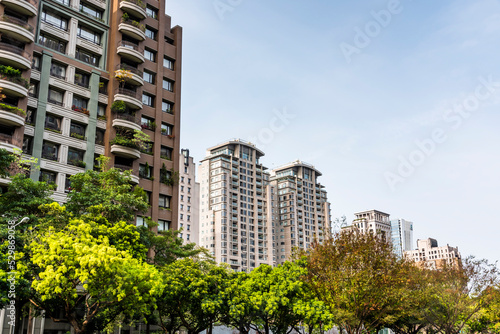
[0,0,37,16]
[117,41,144,63]
[0,104,25,127]
[119,0,146,19]
[0,76,29,98]
[118,19,146,41]
[112,113,141,131]
[114,163,140,184]
[0,42,31,69]
[0,133,21,152]
[114,88,142,110]
[110,144,141,159]
[0,15,35,43]
[115,64,143,86]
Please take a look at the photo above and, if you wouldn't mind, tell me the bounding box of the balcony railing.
[0,15,34,32]
[0,103,26,117]
[0,42,31,61]
[0,74,30,89]
[41,151,58,161]
[50,71,66,80]
[116,63,142,76]
[115,87,139,100]
[121,0,146,9]
[115,112,139,123]
[120,19,145,32]
[47,98,63,106]
[0,133,13,144]
[118,40,143,52]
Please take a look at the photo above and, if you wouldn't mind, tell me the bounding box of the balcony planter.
[68,160,86,168]
[70,133,86,140]
[72,105,90,115]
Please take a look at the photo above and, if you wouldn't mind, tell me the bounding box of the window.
[159,194,171,209]
[79,3,103,21]
[41,11,68,30]
[67,148,85,167]
[144,48,156,62]
[163,57,174,70]
[142,142,153,154]
[160,146,172,160]
[44,114,62,131]
[162,79,173,92]
[22,136,33,155]
[141,116,155,130]
[145,27,157,40]
[158,220,170,231]
[41,142,59,161]
[143,70,155,84]
[32,56,40,70]
[50,63,66,79]
[136,216,146,227]
[77,25,101,45]
[95,129,105,145]
[28,82,38,98]
[74,72,90,88]
[39,34,66,53]
[76,48,99,66]
[180,214,183,220]
[39,170,57,185]
[142,93,154,107]
[97,104,106,118]
[139,164,153,179]
[146,6,157,19]
[162,100,173,113]
[70,121,86,140]
[65,175,72,193]
[161,123,173,136]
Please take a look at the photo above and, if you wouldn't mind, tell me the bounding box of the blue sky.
[167,0,500,262]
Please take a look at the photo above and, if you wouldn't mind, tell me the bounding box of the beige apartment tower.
[178,148,200,243]
[349,209,392,241]
[405,238,462,269]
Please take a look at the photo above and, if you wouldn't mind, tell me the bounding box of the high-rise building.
[178,148,199,243]
[268,160,331,265]
[198,139,272,272]
[350,209,391,241]
[0,0,182,230]
[404,238,462,269]
[198,139,332,271]
[390,218,414,258]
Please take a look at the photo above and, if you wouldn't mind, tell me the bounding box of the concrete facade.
[178,148,199,243]
[404,238,462,269]
[349,209,392,241]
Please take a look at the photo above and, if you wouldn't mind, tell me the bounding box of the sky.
[166,0,500,263]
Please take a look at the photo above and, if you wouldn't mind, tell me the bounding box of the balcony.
[110,135,141,159]
[0,75,29,98]
[0,133,21,152]
[114,88,142,109]
[118,19,145,41]
[0,0,37,16]
[112,113,141,131]
[117,41,144,63]
[119,0,146,19]
[0,15,35,43]
[114,164,139,184]
[115,64,143,86]
[0,103,25,127]
[0,42,31,69]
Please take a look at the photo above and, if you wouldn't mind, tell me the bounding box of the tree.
[219,271,255,334]
[423,257,499,334]
[0,148,15,178]
[66,157,148,224]
[302,229,410,334]
[28,213,164,334]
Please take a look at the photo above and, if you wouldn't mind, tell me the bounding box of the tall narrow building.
[268,160,331,265]
[0,0,182,230]
[390,218,413,257]
[178,148,200,243]
[198,139,271,272]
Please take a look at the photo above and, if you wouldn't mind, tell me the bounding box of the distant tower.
[390,219,413,257]
[351,210,391,241]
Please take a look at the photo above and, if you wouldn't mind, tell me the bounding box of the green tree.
[28,214,163,334]
[0,148,15,178]
[219,271,255,334]
[423,257,499,334]
[66,157,148,224]
[302,229,410,334]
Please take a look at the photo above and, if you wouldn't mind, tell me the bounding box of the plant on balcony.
[69,159,86,168]
[167,134,175,139]
[45,127,61,134]
[111,100,127,113]
[122,13,130,21]
[110,128,150,151]
[115,68,133,87]
[0,65,30,89]
[0,103,26,116]
[159,163,178,186]
[160,155,171,161]
[110,135,139,149]
[97,115,106,121]
[141,121,156,131]
[72,105,90,115]
[70,132,85,140]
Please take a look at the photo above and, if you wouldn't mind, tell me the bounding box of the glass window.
[74,72,90,88]
[163,57,174,70]
[41,142,59,161]
[39,170,57,184]
[143,70,155,84]
[142,93,154,107]
[68,148,85,166]
[70,121,86,139]
[41,11,68,30]
[48,89,64,106]
[39,34,66,53]
[158,219,170,231]
[32,56,40,70]
[50,63,66,79]
[139,164,153,179]
[75,48,99,66]
[144,49,155,62]
[146,6,157,19]
[160,146,172,160]
[95,128,105,145]
[159,194,171,209]
[72,96,88,113]
[79,3,103,20]
[162,100,173,113]
[136,216,146,227]
[161,123,173,136]
[77,25,101,45]
[162,79,173,92]
[145,27,157,40]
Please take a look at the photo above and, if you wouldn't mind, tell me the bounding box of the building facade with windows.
[404,238,462,269]
[178,148,200,243]
[347,209,392,241]
[0,0,182,228]
[390,218,414,258]
[198,140,332,272]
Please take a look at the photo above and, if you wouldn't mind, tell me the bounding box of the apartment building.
[268,160,331,265]
[349,209,392,241]
[0,0,182,229]
[198,139,332,271]
[198,139,272,272]
[390,218,414,258]
[404,238,462,269]
[178,148,199,243]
